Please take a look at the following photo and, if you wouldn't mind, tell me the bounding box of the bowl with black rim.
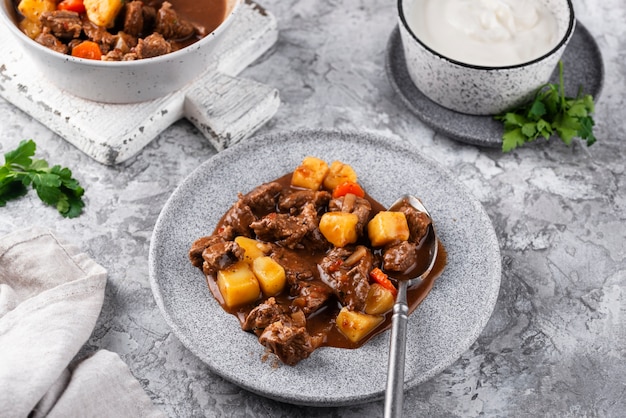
[397,0,576,115]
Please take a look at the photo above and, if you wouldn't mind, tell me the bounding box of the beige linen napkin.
[0,227,165,418]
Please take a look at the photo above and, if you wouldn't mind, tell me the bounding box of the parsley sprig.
[495,61,597,152]
[0,140,85,218]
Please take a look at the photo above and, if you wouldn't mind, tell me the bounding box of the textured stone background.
[1,0,624,416]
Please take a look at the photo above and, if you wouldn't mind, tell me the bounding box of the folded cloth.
[0,227,165,418]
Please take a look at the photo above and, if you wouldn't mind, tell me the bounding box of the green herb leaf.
[528,99,546,118]
[521,122,537,138]
[4,140,36,167]
[495,61,597,152]
[502,128,527,153]
[0,140,85,218]
[0,181,28,206]
[62,191,85,218]
[578,116,596,146]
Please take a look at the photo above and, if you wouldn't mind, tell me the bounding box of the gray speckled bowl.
[398,0,576,115]
[149,129,502,406]
[0,0,239,103]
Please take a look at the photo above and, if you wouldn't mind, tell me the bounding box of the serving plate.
[149,129,501,406]
[386,21,604,147]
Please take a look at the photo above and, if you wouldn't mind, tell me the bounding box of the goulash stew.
[189,157,446,366]
[11,0,227,60]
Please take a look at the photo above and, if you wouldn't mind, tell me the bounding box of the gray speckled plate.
[386,22,604,148]
[149,129,501,407]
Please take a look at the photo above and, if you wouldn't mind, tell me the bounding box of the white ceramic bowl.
[398,0,576,115]
[0,0,240,103]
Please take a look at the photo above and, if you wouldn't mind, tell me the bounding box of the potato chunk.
[84,0,124,28]
[323,161,358,191]
[319,212,359,247]
[17,0,56,38]
[336,307,384,343]
[291,157,329,191]
[17,0,55,20]
[367,211,410,247]
[252,256,286,297]
[18,18,43,39]
[234,236,268,263]
[217,261,260,308]
[365,283,396,315]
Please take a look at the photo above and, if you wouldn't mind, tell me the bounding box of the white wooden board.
[0,0,280,165]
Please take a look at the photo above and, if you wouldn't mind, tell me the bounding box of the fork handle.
[384,280,409,418]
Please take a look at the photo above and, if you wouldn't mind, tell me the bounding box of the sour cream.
[405,0,560,67]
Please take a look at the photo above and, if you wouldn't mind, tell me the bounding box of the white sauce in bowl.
[406,0,560,67]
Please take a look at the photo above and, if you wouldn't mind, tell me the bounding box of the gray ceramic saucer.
[385,22,605,148]
[149,129,501,406]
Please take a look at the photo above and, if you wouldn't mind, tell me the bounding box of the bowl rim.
[0,0,241,67]
[397,0,576,70]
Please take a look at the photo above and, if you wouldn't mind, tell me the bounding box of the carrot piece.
[332,181,365,199]
[71,41,102,60]
[369,267,397,296]
[57,0,86,14]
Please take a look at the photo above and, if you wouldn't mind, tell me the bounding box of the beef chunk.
[396,201,431,243]
[121,52,139,60]
[221,199,257,239]
[40,11,82,40]
[278,189,331,214]
[123,1,145,37]
[318,246,373,311]
[81,18,115,49]
[381,201,431,273]
[300,227,333,252]
[101,49,126,61]
[214,225,236,241]
[35,33,68,54]
[244,299,322,365]
[270,247,315,286]
[189,235,224,268]
[199,239,244,276]
[241,182,282,214]
[142,5,157,30]
[155,1,195,40]
[258,310,322,366]
[250,202,318,249]
[291,280,333,315]
[102,51,139,61]
[383,240,418,272]
[242,297,286,332]
[135,32,171,59]
[102,49,125,61]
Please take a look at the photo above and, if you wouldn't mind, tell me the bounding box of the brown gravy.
[205,173,447,350]
[145,0,228,49]
[163,0,228,36]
